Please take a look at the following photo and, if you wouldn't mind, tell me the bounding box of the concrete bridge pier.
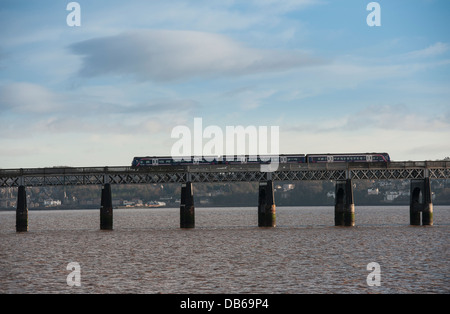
[180,182,195,228]
[410,178,433,226]
[100,183,113,230]
[16,185,28,232]
[335,179,355,227]
[258,181,276,227]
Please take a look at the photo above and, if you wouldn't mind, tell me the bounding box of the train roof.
[306,152,389,156]
[133,154,306,159]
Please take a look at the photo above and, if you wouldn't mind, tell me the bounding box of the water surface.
[1,206,448,293]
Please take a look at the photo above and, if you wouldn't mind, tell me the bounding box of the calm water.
[0,206,449,294]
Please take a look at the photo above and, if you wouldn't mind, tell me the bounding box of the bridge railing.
[0,161,449,187]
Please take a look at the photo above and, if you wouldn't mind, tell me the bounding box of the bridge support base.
[410,179,433,226]
[180,182,195,228]
[258,181,276,227]
[100,183,113,230]
[335,179,355,227]
[16,185,28,232]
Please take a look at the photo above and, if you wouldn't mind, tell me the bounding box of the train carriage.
[132,153,390,167]
[306,153,390,163]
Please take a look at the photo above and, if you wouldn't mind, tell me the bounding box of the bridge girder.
[0,161,449,187]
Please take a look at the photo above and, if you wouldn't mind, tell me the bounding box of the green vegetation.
[1,180,449,209]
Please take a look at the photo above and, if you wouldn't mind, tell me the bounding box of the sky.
[0,0,449,168]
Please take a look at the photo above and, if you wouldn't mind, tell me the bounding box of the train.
[131,153,391,167]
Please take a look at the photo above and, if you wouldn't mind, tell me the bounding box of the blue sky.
[1,0,449,168]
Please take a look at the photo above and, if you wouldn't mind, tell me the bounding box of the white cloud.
[70,29,323,82]
[344,104,450,132]
[404,42,450,59]
[285,104,450,134]
[281,122,450,162]
[250,0,323,13]
[0,80,200,142]
[0,82,63,113]
[74,0,322,36]
[221,86,277,110]
[280,103,450,160]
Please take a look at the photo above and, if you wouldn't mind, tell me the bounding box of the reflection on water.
[0,206,448,293]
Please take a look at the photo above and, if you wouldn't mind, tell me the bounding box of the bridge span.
[1,161,449,231]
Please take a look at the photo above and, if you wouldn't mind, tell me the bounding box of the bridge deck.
[0,161,449,187]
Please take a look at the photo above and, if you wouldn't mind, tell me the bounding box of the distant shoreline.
[1,203,449,212]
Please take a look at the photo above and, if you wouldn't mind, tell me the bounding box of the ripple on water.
[0,206,449,293]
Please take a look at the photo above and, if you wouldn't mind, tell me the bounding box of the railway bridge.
[1,161,449,231]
